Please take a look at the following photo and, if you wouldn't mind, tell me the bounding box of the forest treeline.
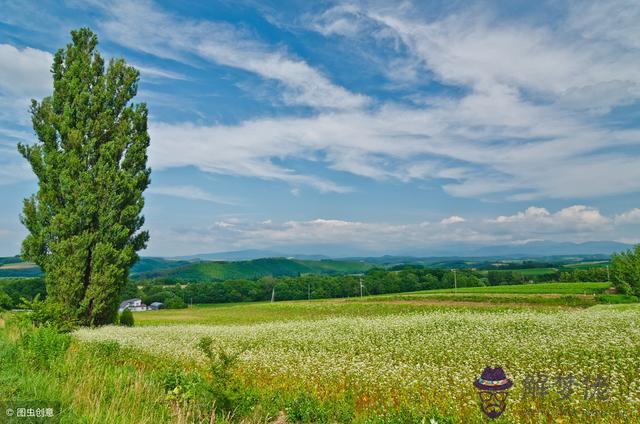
[125,266,610,307]
[0,265,613,309]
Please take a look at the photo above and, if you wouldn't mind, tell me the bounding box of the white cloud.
[615,208,640,224]
[95,0,367,110]
[148,95,640,198]
[490,205,611,234]
[150,204,627,254]
[0,44,52,97]
[440,215,465,225]
[139,1,640,199]
[160,216,508,254]
[148,185,236,205]
[0,44,52,126]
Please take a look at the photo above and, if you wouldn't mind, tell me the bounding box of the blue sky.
[1,0,639,256]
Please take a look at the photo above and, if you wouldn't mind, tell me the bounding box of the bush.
[596,294,639,304]
[0,290,12,310]
[197,336,250,415]
[164,296,187,309]
[21,295,79,332]
[119,309,134,326]
[19,325,71,369]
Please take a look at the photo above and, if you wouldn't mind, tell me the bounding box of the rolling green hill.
[133,257,373,281]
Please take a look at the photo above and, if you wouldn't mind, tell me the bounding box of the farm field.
[422,281,609,294]
[65,282,640,422]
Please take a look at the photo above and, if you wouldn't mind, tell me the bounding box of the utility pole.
[359,276,364,298]
[606,265,610,282]
[452,269,457,294]
[271,287,275,303]
[308,281,311,301]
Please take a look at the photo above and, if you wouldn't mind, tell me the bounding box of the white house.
[118,298,148,312]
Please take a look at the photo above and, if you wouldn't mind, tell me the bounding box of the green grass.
[133,300,494,326]
[133,282,613,326]
[480,267,558,276]
[75,303,640,423]
[3,281,638,423]
[423,281,609,294]
[517,267,558,275]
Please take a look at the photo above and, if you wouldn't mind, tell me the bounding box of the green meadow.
[2,282,640,423]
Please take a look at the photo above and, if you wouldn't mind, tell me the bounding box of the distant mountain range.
[465,241,633,257]
[132,257,372,281]
[173,241,634,261]
[171,249,330,261]
[1,240,634,279]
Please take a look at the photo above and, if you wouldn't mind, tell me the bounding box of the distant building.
[149,302,164,310]
[118,298,147,312]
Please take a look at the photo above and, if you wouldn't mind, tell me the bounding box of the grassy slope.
[3,282,638,423]
[134,258,373,281]
[133,282,613,326]
[423,281,609,294]
[75,303,640,423]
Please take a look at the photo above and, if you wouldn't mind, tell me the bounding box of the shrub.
[19,325,71,369]
[596,294,639,304]
[21,295,79,332]
[197,336,251,415]
[0,290,12,310]
[119,309,134,326]
[164,296,187,309]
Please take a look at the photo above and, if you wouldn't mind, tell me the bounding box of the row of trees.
[128,263,629,306]
[130,268,491,305]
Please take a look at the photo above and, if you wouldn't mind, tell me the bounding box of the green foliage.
[21,295,80,332]
[284,391,355,423]
[119,309,134,327]
[488,270,524,285]
[118,279,140,302]
[0,290,12,310]
[196,336,249,414]
[164,296,187,309]
[0,278,46,307]
[17,28,150,326]
[558,266,608,282]
[426,281,609,295]
[19,325,71,369]
[595,294,639,304]
[611,245,640,296]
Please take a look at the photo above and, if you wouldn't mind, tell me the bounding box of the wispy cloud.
[148,185,237,205]
[94,0,368,110]
[137,0,640,199]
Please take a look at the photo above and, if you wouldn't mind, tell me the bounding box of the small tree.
[0,290,13,310]
[611,245,640,296]
[164,296,187,309]
[119,309,134,327]
[18,28,150,326]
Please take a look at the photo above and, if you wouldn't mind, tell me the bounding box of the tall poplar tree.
[18,28,150,326]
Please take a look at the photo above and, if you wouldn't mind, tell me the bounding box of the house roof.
[150,302,163,307]
[119,298,142,309]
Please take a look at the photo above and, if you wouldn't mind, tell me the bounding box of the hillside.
[0,256,192,278]
[133,257,373,281]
